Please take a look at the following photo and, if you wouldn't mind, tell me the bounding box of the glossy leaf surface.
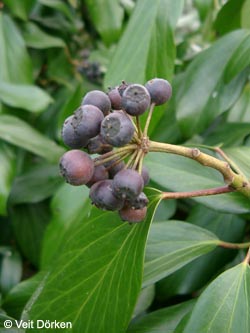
[0,13,32,84]
[128,300,194,333]
[175,30,250,138]
[84,0,124,45]
[143,221,218,287]
[0,115,65,163]
[41,184,90,268]
[23,22,66,48]
[0,81,52,112]
[156,205,245,299]
[9,164,62,205]
[24,189,161,333]
[184,263,250,333]
[9,202,51,266]
[105,0,183,87]
[0,144,16,215]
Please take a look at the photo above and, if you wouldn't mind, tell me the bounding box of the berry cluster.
[59,78,172,223]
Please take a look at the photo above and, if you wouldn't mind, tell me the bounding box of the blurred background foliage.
[0,0,250,332]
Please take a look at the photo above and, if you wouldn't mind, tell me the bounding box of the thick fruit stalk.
[148,140,250,199]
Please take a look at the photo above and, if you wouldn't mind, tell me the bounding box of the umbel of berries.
[59,78,172,223]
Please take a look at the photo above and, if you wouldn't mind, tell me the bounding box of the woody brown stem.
[161,185,234,200]
[149,141,250,198]
[219,241,250,250]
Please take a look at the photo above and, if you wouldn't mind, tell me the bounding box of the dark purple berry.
[101,111,135,147]
[62,105,103,149]
[82,90,111,116]
[106,160,125,178]
[62,115,87,148]
[87,134,113,155]
[112,169,144,201]
[145,78,172,105]
[119,206,147,223]
[86,165,109,187]
[73,105,104,141]
[128,192,149,209]
[89,180,124,211]
[59,150,94,186]
[141,166,150,186]
[107,86,122,110]
[121,84,151,116]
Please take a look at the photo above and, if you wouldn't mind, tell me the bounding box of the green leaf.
[224,146,250,178]
[203,122,250,147]
[37,86,72,136]
[153,195,176,222]
[224,34,250,82]
[3,272,45,319]
[156,205,245,299]
[9,164,63,205]
[0,115,65,163]
[128,300,195,333]
[104,0,183,87]
[38,0,74,22]
[145,152,250,214]
[0,311,25,332]
[214,0,245,35]
[133,285,155,319]
[175,30,250,138]
[194,0,213,22]
[0,247,22,295]
[104,0,183,136]
[47,51,75,89]
[174,312,192,333]
[30,13,76,33]
[241,0,250,29]
[0,13,32,84]
[57,83,86,132]
[41,184,91,268]
[23,22,66,49]
[0,144,16,216]
[214,70,247,112]
[183,263,250,333]
[9,202,51,266]
[0,81,53,112]
[4,0,35,21]
[23,189,161,333]
[143,221,218,287]
[84,0,124,46]
[227,82,250,122]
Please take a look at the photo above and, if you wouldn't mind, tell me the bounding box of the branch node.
[191,148,200,158]
[223,174,234,185]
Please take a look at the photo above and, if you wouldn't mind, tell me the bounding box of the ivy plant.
[0,1,250,332]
